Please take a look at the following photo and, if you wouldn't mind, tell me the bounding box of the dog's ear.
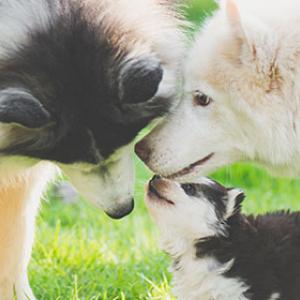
[225,188,245,218]
[225,0,281,91]
[0,88,52,128]
[118,56,163,104]
[225,0,246,40]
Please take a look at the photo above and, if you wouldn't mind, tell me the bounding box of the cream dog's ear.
[225,0,246,41]
[224,0,281,91]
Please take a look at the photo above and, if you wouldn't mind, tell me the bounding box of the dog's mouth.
[167,153,214,179]
[166,153,215,180]
[147,178,174,205]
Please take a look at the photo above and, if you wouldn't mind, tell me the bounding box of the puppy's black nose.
[154,175,162,180]
[150,175,162,184]
[135,140,151,163]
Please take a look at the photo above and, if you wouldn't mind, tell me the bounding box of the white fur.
[145,177,249,300]
[0,0,53,59]
[225,188,244,219]
[172,256,249,300]
[60,144,135,216]
[269,293,281,300]
[141,0,300,180]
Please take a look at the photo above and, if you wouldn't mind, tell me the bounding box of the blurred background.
[31,1,300,299]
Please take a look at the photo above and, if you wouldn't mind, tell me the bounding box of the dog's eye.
[181,184,197,196]
[193,90,212,107]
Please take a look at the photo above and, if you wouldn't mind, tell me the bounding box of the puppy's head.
[136,0,300,180]
[0,0,185,218]
[145,176,245,250]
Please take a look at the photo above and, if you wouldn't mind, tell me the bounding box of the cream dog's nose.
[135,139,152,163]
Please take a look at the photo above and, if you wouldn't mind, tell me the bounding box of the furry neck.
[167,214,252,300]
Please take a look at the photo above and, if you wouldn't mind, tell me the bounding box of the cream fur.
[0,162,59,300]
[140,0,300,180]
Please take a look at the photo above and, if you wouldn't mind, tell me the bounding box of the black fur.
[0,91,52,128]
[196,211,300,300]
[0,3,171,164]
[177,180,300,299]
[119,57,163,104]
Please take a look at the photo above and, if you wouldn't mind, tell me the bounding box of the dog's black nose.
[105,198,135,220]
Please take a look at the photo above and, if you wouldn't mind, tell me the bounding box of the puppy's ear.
[118,56,163,104]
[225,188,245,218]
[0,89,52,129]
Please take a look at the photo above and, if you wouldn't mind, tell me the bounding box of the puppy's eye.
[181,184,197,196]
[193,90,212,107]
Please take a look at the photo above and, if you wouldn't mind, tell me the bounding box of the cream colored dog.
[136,0,300,181]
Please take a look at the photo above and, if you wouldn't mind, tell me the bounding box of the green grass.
[28,1,300,299]
[185,0,218,25]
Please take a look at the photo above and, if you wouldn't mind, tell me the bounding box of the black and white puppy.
[146,176,300,300]
[0,0,186,218]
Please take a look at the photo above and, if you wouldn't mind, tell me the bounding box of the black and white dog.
[0,0,185,299]
[146,176,300,300]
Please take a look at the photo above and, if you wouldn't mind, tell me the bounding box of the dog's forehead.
[0,2,155,162]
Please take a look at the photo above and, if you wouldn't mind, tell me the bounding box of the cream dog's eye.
[193,90,212,107]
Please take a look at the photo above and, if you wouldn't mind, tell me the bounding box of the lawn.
[29,1,300,299]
